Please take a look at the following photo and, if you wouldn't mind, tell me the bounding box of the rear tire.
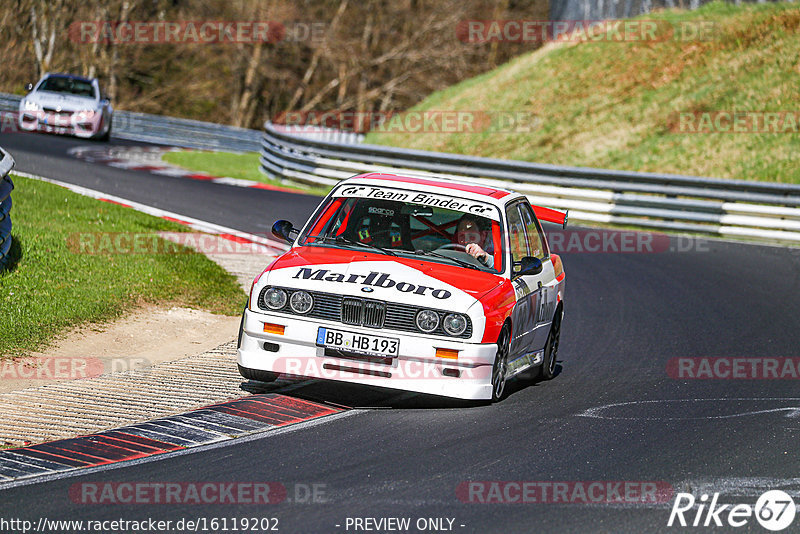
[238,364,279,383]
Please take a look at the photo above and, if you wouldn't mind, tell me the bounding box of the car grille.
[363,300,386,328]
[42,108,73,116]
[258,287,471,338]
[338,298,386,328]
[342,297,363,326]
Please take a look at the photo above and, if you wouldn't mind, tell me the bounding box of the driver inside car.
[455,214,494,268]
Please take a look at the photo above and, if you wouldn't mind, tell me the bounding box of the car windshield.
[300,185,505,273]
[37,77,96,98]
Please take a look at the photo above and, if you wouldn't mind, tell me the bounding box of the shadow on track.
[236,361,564,410]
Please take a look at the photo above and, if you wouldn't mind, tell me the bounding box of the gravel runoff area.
[0,251,273,447]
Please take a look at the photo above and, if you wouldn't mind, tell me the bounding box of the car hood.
[258,246,506,311]
[25,92,98,112]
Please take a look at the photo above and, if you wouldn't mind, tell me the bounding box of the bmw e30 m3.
[237,173,566,401]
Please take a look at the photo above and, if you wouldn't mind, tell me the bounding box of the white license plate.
[316,327,399,357]
[40,114,70,127]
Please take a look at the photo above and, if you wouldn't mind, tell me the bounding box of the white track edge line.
[11,170,289,253]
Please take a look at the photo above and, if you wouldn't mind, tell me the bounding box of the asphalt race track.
[0,132,323,234]
[1,129,799,533]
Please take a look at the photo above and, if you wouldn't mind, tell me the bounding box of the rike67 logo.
[668,490,796,531]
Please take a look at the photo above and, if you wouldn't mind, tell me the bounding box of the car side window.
[518,202,548,260]
[506,203,528,266]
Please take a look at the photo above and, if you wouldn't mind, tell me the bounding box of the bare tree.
[30,0,65,77]
[229,0,282,127]
[284,0,349,113]
[1,0,548,129]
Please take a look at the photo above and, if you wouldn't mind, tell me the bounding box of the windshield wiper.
[308,234,396,256]
[413,249,481,270]
[335,235,397,256]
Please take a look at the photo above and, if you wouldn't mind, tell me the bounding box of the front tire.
[238,364,279,383]
[539,307,562,380]
[491,326,511,402]
[98,117,112,141]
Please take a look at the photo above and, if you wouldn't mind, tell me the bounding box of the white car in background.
[18,73,113,141]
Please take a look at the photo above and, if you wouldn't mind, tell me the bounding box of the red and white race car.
[237,173,566,401]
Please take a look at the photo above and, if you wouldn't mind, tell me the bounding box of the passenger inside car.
[347,200,410,249]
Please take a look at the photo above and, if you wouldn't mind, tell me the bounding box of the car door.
[506,201,537,364]
[507,200,558,366]
[517,201,558,352]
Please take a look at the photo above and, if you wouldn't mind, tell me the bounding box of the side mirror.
[25,83,33,92]
[514,256,543,277]
[271,219,298,244]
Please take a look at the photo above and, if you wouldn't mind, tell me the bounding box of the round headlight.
[289,290,313,314]
[443,313,468,336]
[263,287,287,310]
[415,309,440,333]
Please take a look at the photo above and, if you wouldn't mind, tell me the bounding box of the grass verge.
[365,1,800,183]
[0,175,245,358]
[161,150,330,196]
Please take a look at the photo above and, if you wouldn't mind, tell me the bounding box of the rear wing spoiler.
[532,205,569,229]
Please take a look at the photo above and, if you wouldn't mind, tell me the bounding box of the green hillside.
[365,2,800,183]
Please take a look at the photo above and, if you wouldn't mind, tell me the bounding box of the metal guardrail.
[269,124,364,145]
[0,94,22,111]
[0,148,15,266]
[1,93,261,152]
[108,110,262,152]
[260,121,800,242]
[1,92,365,152]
